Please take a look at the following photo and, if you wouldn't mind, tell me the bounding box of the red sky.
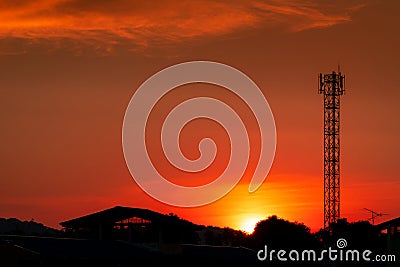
[0,0,399,233]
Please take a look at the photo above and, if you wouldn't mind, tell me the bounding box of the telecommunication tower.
[319,69,345,229]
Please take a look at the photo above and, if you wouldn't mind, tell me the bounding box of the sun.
[240,216,263,234]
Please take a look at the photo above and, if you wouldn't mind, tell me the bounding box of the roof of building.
[180,244,258,263]
[0,234,160,264]
[59,206,197,229]
[376,216,400,230]
[0,235,260,265]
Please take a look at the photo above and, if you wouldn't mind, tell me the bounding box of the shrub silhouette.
[249,215,319,250]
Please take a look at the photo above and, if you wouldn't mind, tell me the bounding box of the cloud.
[252,0,354,31]
[0,0,365,52]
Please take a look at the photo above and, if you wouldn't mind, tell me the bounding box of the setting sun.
[240,216,263,233]
[1,1,399,262]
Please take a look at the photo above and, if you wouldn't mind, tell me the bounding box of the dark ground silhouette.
[0,212,397,266]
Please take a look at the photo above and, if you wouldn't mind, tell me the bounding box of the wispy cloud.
[0,0,366,53]
[252,0,355,31]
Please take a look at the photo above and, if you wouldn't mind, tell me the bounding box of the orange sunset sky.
[0,0,399,233]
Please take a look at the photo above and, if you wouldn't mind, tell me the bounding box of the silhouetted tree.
[221,227,248,246]
[317,220,386,254]
[204,226,222,245]
[249,215,319,250]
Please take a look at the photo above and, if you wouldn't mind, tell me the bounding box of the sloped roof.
[376,216,400,230]
[60,206,196,229]
[0,235,160,263]
[180,244,258,263]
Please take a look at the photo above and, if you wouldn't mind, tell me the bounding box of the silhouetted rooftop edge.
[59,206,197,228]
[375,216,400,230]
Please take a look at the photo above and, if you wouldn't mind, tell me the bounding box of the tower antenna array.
[319,69,345,229]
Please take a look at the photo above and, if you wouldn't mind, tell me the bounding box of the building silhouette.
[0,206,259,266]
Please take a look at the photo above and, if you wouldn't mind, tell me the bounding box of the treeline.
[200,215,388,266]
[0,218,62,237]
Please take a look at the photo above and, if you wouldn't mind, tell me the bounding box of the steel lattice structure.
[319,70,345,229]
